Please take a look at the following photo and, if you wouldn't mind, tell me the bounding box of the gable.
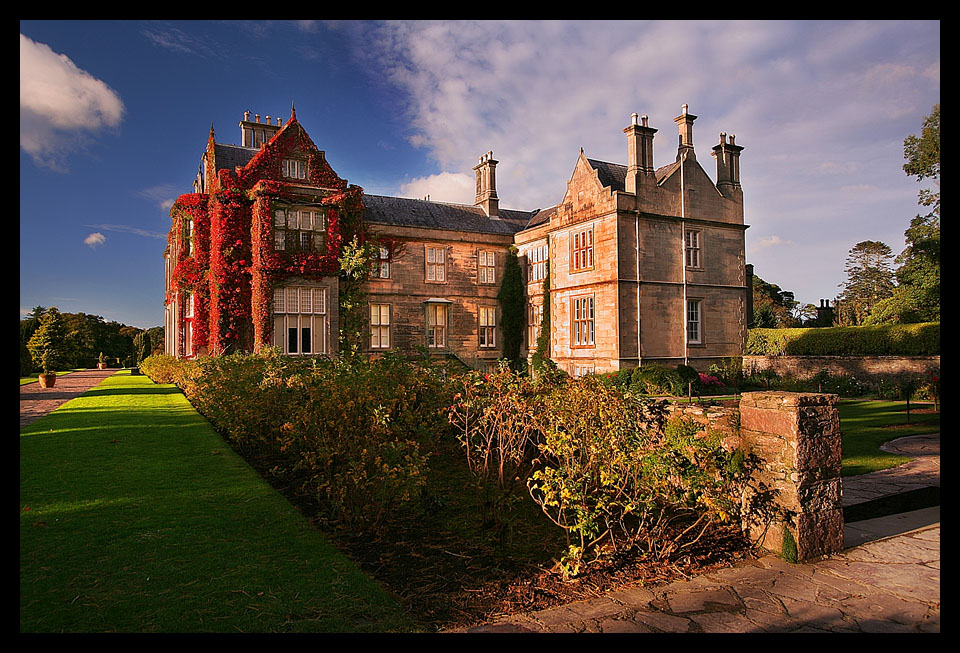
[236,119,347,192]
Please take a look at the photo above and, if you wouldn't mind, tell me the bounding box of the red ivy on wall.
[166,116,365,357]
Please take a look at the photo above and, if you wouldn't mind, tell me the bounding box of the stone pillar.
[738,392,843,562]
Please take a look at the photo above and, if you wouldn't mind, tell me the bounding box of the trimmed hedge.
[747,322,939,356]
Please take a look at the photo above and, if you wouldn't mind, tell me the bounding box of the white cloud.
[84,232,106,248]
[399,172,474,204]
[86,224,167,240]
[20,33,124,170]
[749,235,791,254]
[139,184,180,211]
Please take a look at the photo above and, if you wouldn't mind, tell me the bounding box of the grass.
[20,371,414,633]
[838,399,939,477]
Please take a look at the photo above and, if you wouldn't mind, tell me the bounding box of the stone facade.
[165,105,749,372]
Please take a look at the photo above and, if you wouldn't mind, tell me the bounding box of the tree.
[27,307,69,374]
[751,274,800,328]
[133,331,152,365]
[837,240,896,325]
[497,246,525,371]
[868,105,940,324]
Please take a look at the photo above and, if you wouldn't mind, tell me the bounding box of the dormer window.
[282,159,307,180]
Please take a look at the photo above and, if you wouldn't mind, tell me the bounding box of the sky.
[20,20,940,329]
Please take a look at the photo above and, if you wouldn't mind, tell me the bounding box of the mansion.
[163,104,750,374]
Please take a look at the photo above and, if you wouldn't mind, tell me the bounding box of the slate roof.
[363,194,541,236]
[214,143,258,172]
[587,158,680,191]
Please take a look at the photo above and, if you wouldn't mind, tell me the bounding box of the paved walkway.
[20,369,116,430]
[460,434,941,633]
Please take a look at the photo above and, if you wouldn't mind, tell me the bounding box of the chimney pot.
[255,114,260,123]
[244,110,251,121]
[641,115,648,127]
[631,112,639,126]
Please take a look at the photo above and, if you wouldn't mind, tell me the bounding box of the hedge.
[746,322,939,356]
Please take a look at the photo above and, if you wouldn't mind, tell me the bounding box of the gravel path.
[20,369,117,430]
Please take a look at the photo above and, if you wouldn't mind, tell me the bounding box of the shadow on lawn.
[81,385,183,398]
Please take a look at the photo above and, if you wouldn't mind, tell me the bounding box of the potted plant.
[38,351,58,388]
[97,352,108,370]
[27,308,67,389]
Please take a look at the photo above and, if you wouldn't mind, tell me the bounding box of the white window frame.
[479,250,496,284]
[273,207,326,253]
[528,302,543,346]
[529,244,548,282]
[272,286,328,355]
[685,230,702,268]
[687,299,703,345]
[377,247,391,279]
[426,303,448,348]
[479,306,496,348]
[282,158,307,180]
[426,246,446,282]
[573,363,595,378]
[370,303,391,349]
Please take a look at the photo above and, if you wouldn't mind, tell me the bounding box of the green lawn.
[20,371,414,633]
[839,399,940,477]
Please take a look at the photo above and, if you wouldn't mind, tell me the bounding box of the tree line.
[20,306,163,376]
[752,104,940,328]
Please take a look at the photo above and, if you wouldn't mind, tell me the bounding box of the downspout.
[636,211,641,366]
[680,153,688,366]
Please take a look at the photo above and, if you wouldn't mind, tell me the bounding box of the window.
[479,250,496,284]
[573,363,595,378]
[479,306,496,347]
[687,299,702,344]
[182,291,194,357]
[272,286,328,355]
[273,207,326,253]
[183,217,194,256]
[426,303,448,348]
[528,302,543,346]
[571,228,594,272]
[529,243,548,282]
[282,158,307,179]
[370,304,391,349]
[376,247,391,279]
[426,246,445,282]
[685,230,702,268]
[573,295,595,347]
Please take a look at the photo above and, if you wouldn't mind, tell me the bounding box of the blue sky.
[20,20,940,329]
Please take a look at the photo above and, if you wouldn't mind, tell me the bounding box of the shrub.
[526,379,744,577]
[448,362,541,534]
[747,323,939,356]
[630,363,684,395]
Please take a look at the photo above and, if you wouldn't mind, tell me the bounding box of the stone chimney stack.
[240,110,283,148]
[473,151,500,218]
[623,112,658,195]
[712,131,744,193]
[673,104,697,162]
